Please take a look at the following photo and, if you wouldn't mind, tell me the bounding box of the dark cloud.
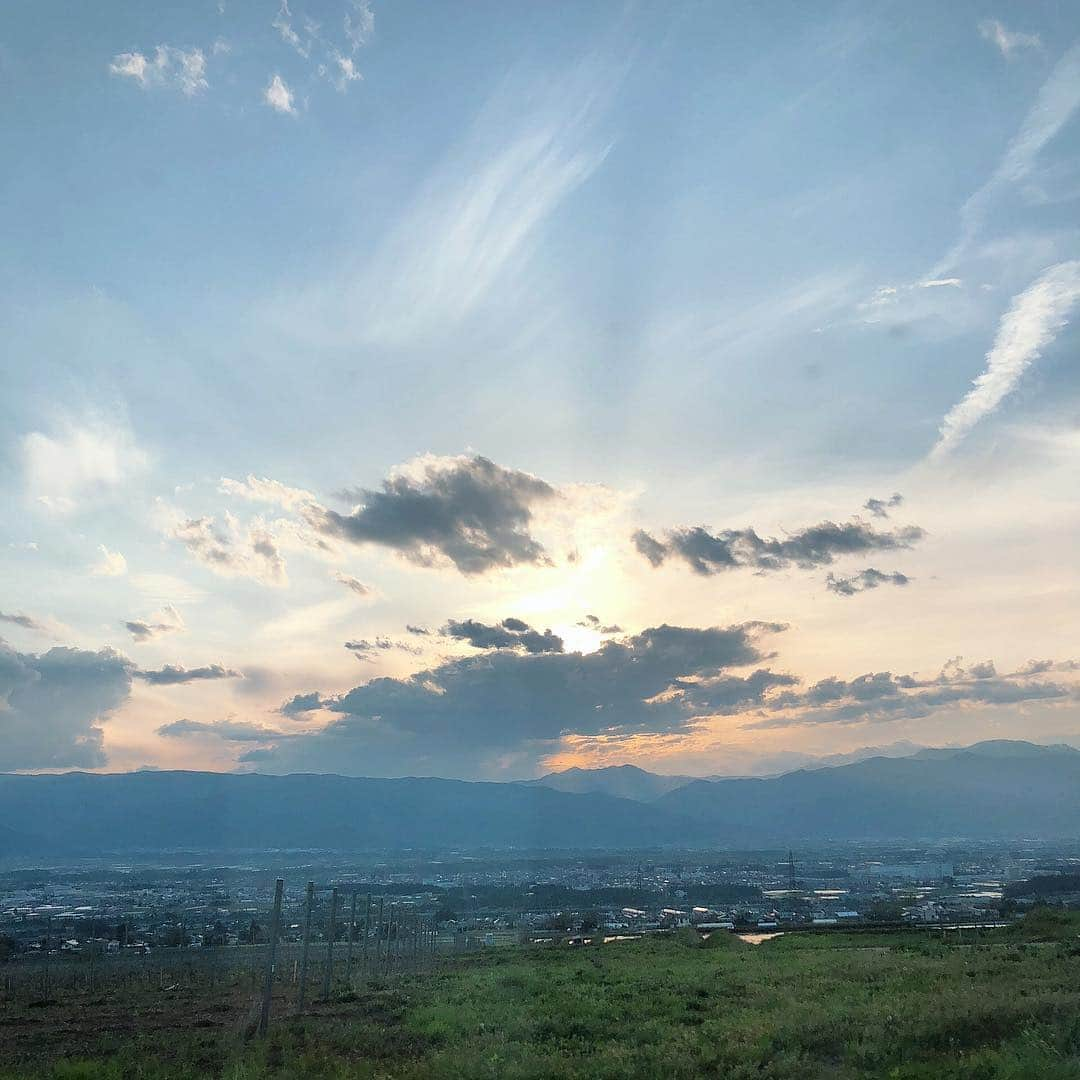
[443,618,564,654]
[825,568,911,596]
[123,604,184,642]
[255,622,787,777]
[309,455,557,574]
[747,662,1077,730]
[864,493,904,518]
[405,625,430,636]
[137,663,242,685]
[157,718,280,742]
[280,691,328,716]
[334,573,373,597]
[344,638,421,661]
[634,518,924,575]
[0,611,46,633]
[0,643,134,769]
[577,614,623,633]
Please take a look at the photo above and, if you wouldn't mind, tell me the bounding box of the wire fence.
[0,880,485,1034]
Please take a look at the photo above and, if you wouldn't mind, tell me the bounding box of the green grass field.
[3,910,1079,1079]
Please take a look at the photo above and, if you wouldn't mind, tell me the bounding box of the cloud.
[937,42,1080,272]
[443,618,564,654]
[91,544,127,577]
[264,73,297,115]
[577,614,622,634]
[334,572,373,597]
[863,493,903,518]
[745,659,1078,730]
[634,517,924,576]
[0,611,48,633]
[157,718,280,742]
[22,414,149,513]
[219,475,315,511]
[405,625,430,636]
[109,46,209,96]
[344,0,374,50]
[165,510,288,586]
[932,261,1080,457]
[825,568,911,596]
[123,605,185,643]
[252,622,787,776]
[280,691,328,716]
[978,19,1042,59]
[0,643,134,769]
[136,662,241,686]
[1018,658,1080,675]
[329,63,613,346]
[310,454,558,574]
[272,0,371,93]
[344,637,421,660]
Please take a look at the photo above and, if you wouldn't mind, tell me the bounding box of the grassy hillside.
[3,912,1079,1078]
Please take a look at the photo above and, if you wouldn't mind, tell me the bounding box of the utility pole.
[296,881,315,1014]
[258,878,284,1037]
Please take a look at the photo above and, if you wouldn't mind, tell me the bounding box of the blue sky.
[2,1,1080,779]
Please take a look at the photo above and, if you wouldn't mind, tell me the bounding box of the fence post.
[346,890,357,977]
[374,897,384,970]
[296,881,315,1014]
[322,887,339,1000]
[258,878,284,1037]
[361,893,372,972]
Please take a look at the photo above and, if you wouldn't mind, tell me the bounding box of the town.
[4,840,1078,965]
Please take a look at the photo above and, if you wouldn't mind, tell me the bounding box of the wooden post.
[296,881,315,1014]
[361,893,372,971]
[346,890,357,976]
[322,887,338,1000]
[258,878,284,1037]
[373,896,384,970]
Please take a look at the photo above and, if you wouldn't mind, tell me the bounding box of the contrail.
[931,260,1080,458]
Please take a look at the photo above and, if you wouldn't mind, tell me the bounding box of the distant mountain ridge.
[1,740,1077,854]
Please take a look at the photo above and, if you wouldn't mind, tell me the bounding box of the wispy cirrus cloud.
[979,19,1042,60]
[932,260,1080,457]
[936,41,1080,273]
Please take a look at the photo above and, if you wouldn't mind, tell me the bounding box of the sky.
[2,0,1080,781]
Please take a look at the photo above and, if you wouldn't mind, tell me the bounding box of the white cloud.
[273,0,314,58]
[264,73,297,115]
[91,544,128,577]
[344,0,374,51]
[978,19,1042,59]
[932,260,1080,457]
[334,65,616,345]
[935,41,1080,273]
[109,45,209,97]
[22,414,149,513]
[219,475,316,510]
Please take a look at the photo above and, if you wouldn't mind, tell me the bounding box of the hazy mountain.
[529,764,695,801]
[0,771,708,854]
[655,742,1080,841]
[910,740,1080,761]
[1,741,1077,854]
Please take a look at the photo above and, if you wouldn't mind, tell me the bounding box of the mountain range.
[1,740,1077,854]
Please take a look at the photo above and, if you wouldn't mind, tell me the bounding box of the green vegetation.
[2,911,1079,1079]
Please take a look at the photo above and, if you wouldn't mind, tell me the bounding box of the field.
[1,911,1078,1079]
